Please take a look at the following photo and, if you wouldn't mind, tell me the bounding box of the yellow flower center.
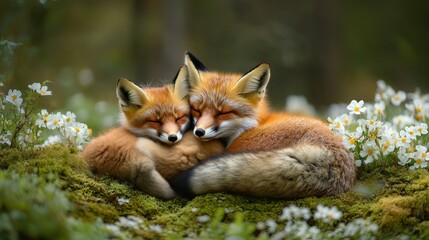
[66,117,71,122]
[416,158,423,165]
[12,95,17,101]
[422,152,427,158]
[401,137,407,143]
[354,106,360,112]
[53,120,59,126]
[415,114,423,121]
[74,127,80,133]
[416,107,421,113]
[41,90,46,95]
[394,95,400,100]
[383,141,390,150]
[343,119,349,125]
[368,149,374,156]
[348,137,356,144]
[377,109,382,115]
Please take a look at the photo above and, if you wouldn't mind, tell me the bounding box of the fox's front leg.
[131,162,176,199]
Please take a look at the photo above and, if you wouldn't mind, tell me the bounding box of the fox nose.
[168,134,178,143]
[195,128,205,137]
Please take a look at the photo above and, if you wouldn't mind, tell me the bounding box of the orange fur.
[82,77,225,199]
[170,54,355,199]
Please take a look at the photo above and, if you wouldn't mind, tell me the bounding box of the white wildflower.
[197,215,211,223]
[63,111,76,126]
[398,149,412,166]
[117,197,130,205]
[355,160,362,167]
[38,85,52,96]
[373,101,385,117]
[391,90,407,106]
[150,224,163,233]
[360,140,379,164]
[46,112,64,129]
[343,135,357,150]
[314,205,342,223]
[392,115,414,129]
[5,89,23,107]
[376,80,387,91]
[379,132,396,154]
[285,95,316,115]
[347,100,366,115]
[405,126,418,140]
[280,205,310,221]
[104,224,121,234]
[127,215,143,224]
[396,130,411,149]
[35,109,50,128]
[416,123,428,135]
[116,216,140,229]
[265,219,278,233]
[28,82,42,92]
[328,116,345,135]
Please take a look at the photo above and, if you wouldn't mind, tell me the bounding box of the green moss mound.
[0,146,428,239]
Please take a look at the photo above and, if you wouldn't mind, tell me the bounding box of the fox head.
[116,66,191,145]
[180,52,270,145]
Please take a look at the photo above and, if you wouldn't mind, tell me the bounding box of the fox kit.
[170,52,356,199]
[82,66,224,199]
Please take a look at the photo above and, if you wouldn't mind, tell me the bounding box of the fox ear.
[172,65,189,100]
[184,51,208,72]
[234,63,270,97]
[116,78,149,108]
[184,51,206,89]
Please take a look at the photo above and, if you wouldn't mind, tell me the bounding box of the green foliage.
[0,170,106,240]
[0,82,92,150]
[1,145,428,239]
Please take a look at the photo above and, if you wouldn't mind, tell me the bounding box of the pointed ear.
[184,51,208,72]
[172,65,189,100]
[184,51,205,89]
[234,63,270,97]
[116,78,149,107]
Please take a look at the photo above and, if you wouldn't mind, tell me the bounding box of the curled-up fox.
[170,52,356,199]
[82,66,224,199]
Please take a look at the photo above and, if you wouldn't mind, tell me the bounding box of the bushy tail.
[170,143,355,199]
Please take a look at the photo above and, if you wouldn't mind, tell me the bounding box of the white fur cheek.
[181,119,191,133]
[176,131,183,142]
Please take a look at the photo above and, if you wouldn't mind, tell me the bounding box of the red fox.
[170,52,356,199]
[82,66,224,199]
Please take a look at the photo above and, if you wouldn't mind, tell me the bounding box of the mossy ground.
[1,146,428,239]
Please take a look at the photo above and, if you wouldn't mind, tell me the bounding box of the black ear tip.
[117,78,127,85]
[185,52,208,72]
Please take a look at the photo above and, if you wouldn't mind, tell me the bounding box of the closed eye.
[217,111,234,117]
[191,107,201,116]
[176,115,187,122]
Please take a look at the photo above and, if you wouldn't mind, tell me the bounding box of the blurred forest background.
[1,0,428,134]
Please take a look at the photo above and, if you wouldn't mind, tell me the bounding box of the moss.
[1,146,429,239]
